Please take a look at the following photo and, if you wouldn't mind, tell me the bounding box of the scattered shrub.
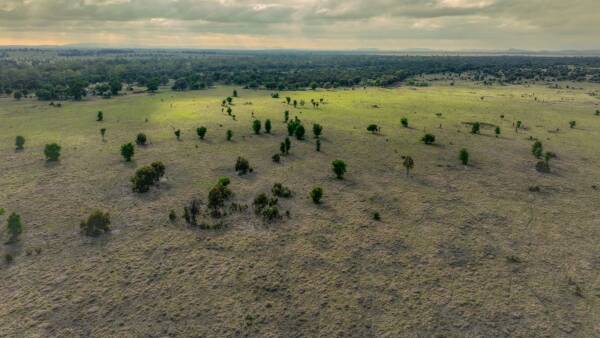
[272,183,292,198]
[310,187,323,204]
[7,212,23,242]
[136,133,147,145]
[121,143,135,162]
[403,156,414,176]
[295,124,306,140]
[15,136,25,150]
[80,210,110,237]
[44,143,61,161]
[459,148,469,165]
[97,111,103,121]
[252,119,262,134]
[401,117,408,128]
[332,159,347,179]
[197,126,207,140]
[235,157,250,175]
[367,124,379,134]
[272,154,281,163]
[265,119,272,133]
[471,122,480,134]
[226,129,233,141]
[313,123,323,138]
[421,133,435,144]
[532,141,543,158]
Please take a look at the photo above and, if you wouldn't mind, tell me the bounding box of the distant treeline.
[1,49,600,101]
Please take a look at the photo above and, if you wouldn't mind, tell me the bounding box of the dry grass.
[1,82,600,337]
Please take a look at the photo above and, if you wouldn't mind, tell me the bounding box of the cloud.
[0,0,598,50]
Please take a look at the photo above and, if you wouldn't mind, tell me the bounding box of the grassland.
[1,82,600,337]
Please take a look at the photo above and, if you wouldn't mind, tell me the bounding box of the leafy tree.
[421,134,435,145]
[146,79,159,92]
[110,79,122,95]
[532,141,543,158]
[44,143,61,161]
[287,119,301,136]
[401,117,408,128]
[13,91,23,100]
[7,212,23,242]
[227,129,233,141]
[367,124,379,134]
[15,136,25,150]
[100,128,106,141]
[97,111,103,121]
[403,156,414,177]
[68,78,87,100]
[131,163,165,193]
[172,78,189,91]
[332,159,347,179]
[174,129,181,140]
[313,123,323,138]
[310,82,318,90]
[310,187,323,204]
[293,100,298,108]
[265,119,272,134]
[208,178,232,213]
[121,143,135,161]
[495,126,501,137]
[471,122,480,134]
[136,133,147,146]
[295,124,305,140]
[197,126,207,140]
[459,148,469,165]
[235,157,250,175]
[316,139,321,152]
[252,120,262,134]
[80,210,110,237]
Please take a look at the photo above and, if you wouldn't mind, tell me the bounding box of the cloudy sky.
[0,0,598,50]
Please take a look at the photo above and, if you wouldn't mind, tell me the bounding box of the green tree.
[110,79,122,95]
[44,143,61,161]
[532,141,543,159]
[235,157,250,175]
[421,134,435,145]
[226,96,233,104]
[100,128,106,141]
[403,156,414,177]
[226,129,233,141]
[265,119,272,133]
[471,122,480,134]
[97,111,103,121]
[332,160,347,179]
[401,117,408,128]
[15,136,25,150]
[310,187,323,204]
[136,133,147,146]
[252,120,262,135]
[80,210,110,237]
[313,123,323,138]
[284,110,289,122]
[7,212,23,242]
[295,124,305,140]
[316,139,321,152]
[367,124,379,134]
[233,90,238,97]
[569,120,576,128]
[196,126,207,140]
[284,137,291,154]
[121,143,135,162]
[495,126,501,137]
[459,148,469,165]
[174,129,181,140]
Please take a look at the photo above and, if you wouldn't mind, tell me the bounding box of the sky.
[0,0,599,50]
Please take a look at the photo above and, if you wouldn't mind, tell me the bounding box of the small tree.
[421,134,435,145]
[97,111,103,121]
[15,136,25,150]
[332,160,347,179]
[80,210,110,237]
[252,120,262,135]
[44,143,61,161]
[226,129,233,141]
[272,154,281,163]
[459,148,469,165]
[196,126,207,140]
[532,141,543,159]
[150,161,166,182]
[280,142,286,155]
[367,124,379,134]
[136,133,147,146]
[471,122,480,134]
[286,97,291,105]
[7,212,23,242]
[121,143,135,162]
[284,110,289,122]
[233,90,238,97]
[310,187,323,204]
[401,117,408,128]
[265,119,272,134]
[295,124,306,140]
[284,137,291,154]
[313,123,323,138]
[403,156,414,177]
[174,129,181,140]
[569,120,576,128]
[316,139,321,152]
[100,128,107,141]
[495,126,501,137]
[235,157,250,175]
[227,107,232,115]
[272,183,292,198]
[131,163,165,193]
[226,96,233,104]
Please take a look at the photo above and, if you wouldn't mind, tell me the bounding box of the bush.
[316,139,321,152]
[367,124,379,133]
[313,123,323,138]
[569,120,576,128]
[287,119,301,136]
[235,157,250,175]
[100,128,107,140]
[401,117,408,128]
[150,161,166,182]
[332,159,347,179]
[272,154,281,163]
[131,163,165,193]
[218,177,231,187]
[373,212,381,221]
[136,133,147,145]
[15,135,25,150]
[80,210,110,237]
[265,119,272,133]
[532,141,543,158]
[174,129,181,140]
[97,111,103,121]
[121,143,135,161]
[208,179,232,212]
[495,126,501,137]
[252,119,262,134]
[403,156,414,176]
[226,129,233,141]
[197,126,207,140]
[262,206,280,222]
[295,124,306,140]
[272,183,292,198]
[253,193,269,213]
[310,187,323,204]
[459,148,469,165]
[471,122,480,134]
[7,212,23,242]
[44,143,61,161]
[421,134,435,145]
